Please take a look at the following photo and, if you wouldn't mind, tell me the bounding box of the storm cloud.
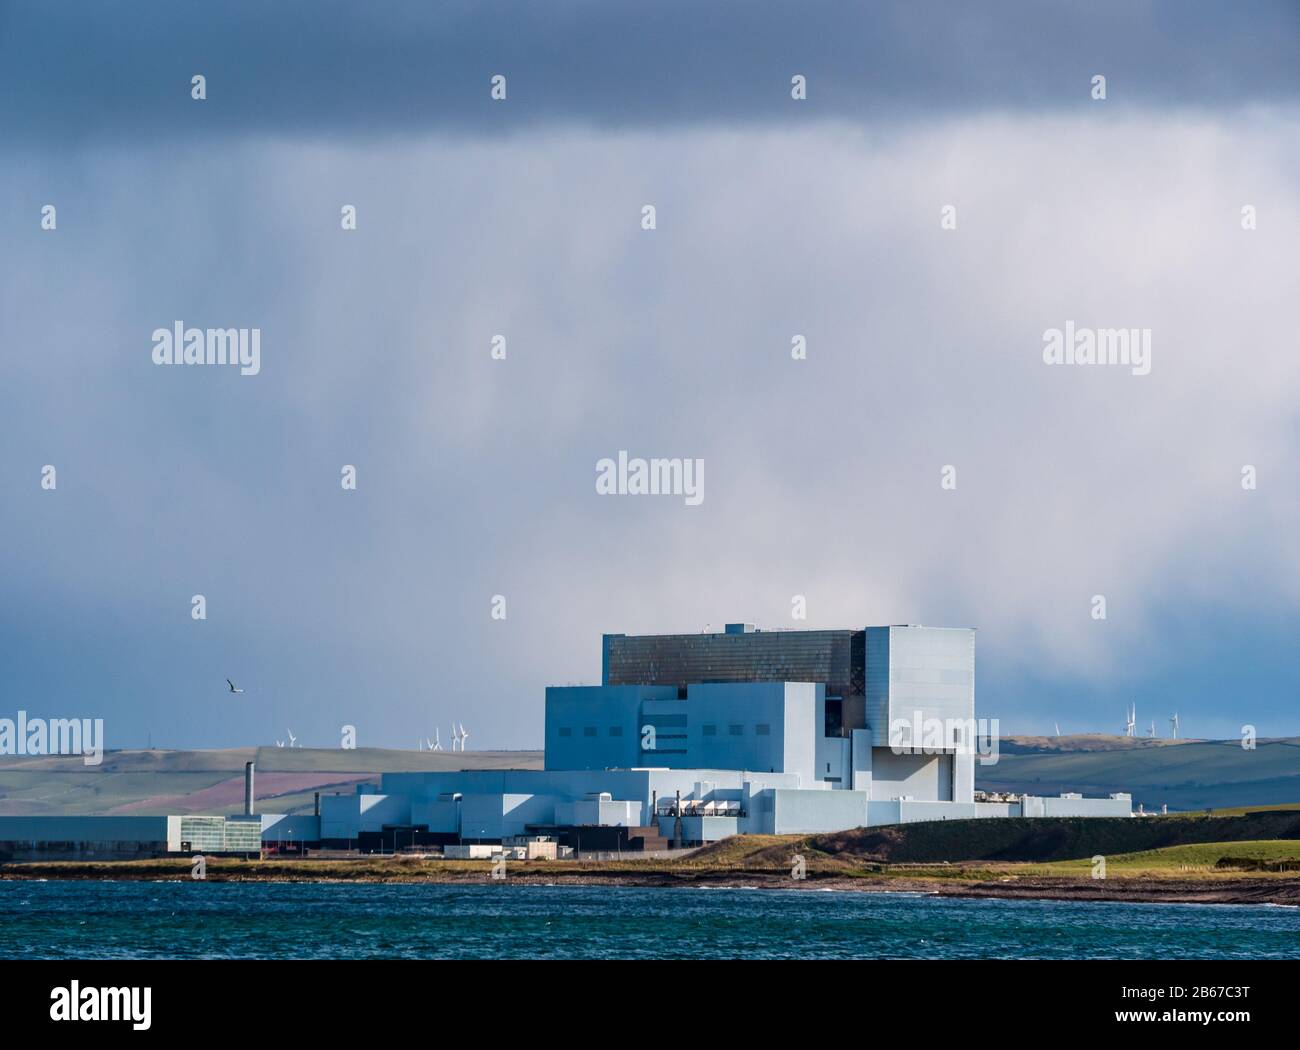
[1,0,1297,145]
[1,4,1297,749]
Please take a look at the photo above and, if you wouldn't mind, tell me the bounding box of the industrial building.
[317,623,1131,849]
[0,624,1132,859]
[0,814,264,861]
[0,763,305,861]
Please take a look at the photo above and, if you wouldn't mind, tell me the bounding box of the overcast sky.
[1,1,1297,749]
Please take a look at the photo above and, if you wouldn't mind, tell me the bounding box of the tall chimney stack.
[244,761,256,816]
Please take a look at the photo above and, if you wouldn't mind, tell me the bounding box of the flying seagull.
[226,679,244,694]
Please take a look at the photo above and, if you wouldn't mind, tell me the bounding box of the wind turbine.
[1124,704,1136,738]
[286,729,298,748]
[450,724,463,752]
[1054,722,1061,737]
[226,679,244,694]
[1148,720,1156,738]
[428,729,442,752]
[458,723,470,752]
[275,739,285,748]
[1170,713,1180,739]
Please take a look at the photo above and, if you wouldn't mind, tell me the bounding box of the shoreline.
[4,862,1299,906]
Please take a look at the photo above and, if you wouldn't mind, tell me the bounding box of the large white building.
[319,624,1131,848]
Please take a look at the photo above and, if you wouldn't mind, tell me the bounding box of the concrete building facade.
[0,814,264,860]
[0,623,1134,857]
[314,623,1131,847]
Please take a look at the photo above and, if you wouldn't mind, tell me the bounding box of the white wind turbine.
[1124,704,1136,738]
[286,729,298,748]
[450,724,464,752]
[458,723,470,752]
[1170,713,1180,739]
[1054,722,1061,737]
[429,729,442,751]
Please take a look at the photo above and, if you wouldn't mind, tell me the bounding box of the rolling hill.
[979,735,1300,812]
[0,747,544,817]
[1,734,1297,817]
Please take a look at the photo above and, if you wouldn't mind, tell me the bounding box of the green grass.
[1205,803,1300,817]
[8,836,1300,889]
[1033,839,1300,875]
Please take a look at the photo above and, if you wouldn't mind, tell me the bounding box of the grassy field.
[7,836,1300,908]
[0,747,544,816]
[978,736,1300,812]
[800,811,1300,864]
[1033,840,1300,875]
[1205,802,1300,817]
[673,810,1300,872]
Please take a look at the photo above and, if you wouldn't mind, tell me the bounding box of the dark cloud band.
[2,0,1297,143]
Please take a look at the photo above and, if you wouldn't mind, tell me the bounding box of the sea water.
[0,882,1295,960]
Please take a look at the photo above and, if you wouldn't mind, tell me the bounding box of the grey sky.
[1,3,1297,750]
[2,1,1298,144]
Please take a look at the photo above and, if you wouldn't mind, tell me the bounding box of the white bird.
[226,679,244,694]
[458,722,470,752]
[287,729,297,747]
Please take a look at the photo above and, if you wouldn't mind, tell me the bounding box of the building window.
[729,724,743,736]
[825,698,843,737]
[702,724,717,736]
[755,724,771,736]
[558,727,572,738]
[583,726,597,737]
[609,726,623,737]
